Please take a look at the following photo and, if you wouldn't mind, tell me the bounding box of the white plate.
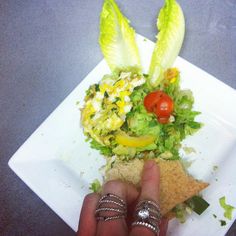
[8,35,236,236]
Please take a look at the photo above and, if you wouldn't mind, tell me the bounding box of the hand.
[77,160,168,236]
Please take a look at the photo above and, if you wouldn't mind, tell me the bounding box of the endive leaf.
[99,0,141,72]
[148,0,185,87]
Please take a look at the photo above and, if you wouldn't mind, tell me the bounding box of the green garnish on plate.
[186,195,210,215]
[219,196,235,220]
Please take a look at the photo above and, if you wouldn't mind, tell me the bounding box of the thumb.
[140,160,160,202]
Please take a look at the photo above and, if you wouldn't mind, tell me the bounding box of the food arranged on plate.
[81,0,209,221]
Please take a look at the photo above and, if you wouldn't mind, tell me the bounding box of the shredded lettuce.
[173,203,190,223]
[126,105,160,137]
[89,179,102,193]
[85,70,201,161]
[148,0,185,87]
[90,139,113,156]
[113,145,136,157]
[99,0,141,72]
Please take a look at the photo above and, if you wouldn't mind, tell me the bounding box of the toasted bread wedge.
[106,158,208,215]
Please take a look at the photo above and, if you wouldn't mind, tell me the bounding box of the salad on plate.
[81,0,209,221]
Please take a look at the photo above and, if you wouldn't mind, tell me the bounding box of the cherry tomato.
[143,91,166,112]
[144,90,174,124]
[155,95,174,117]
[157,116,170,124]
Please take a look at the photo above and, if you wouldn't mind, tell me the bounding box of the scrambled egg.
[81,72,145,145]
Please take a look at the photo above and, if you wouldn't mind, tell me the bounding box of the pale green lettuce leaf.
[148,0,185,87]
[219,196,235,220]
[89,179,102,193]
[99,0,141,72]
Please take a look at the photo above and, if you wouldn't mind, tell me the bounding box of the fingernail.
[144,160,155,170]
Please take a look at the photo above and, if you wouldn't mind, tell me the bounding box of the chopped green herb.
[104,91,109,98]
[95,84,100,92]
[111,107,117,112]
[219,196,235,220]
[219,220,226,226]
[89,179,102,193]
[213,214,217,218]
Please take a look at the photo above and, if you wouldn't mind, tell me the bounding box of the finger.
[159,218,169,236]
[140,160,160,202]
[103,180,139,204]
[129,160,161,236]
[96,180,138,236]
[77,193,100,236]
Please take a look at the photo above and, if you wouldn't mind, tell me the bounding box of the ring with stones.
[95,193,127,222]
[132,199,162,235]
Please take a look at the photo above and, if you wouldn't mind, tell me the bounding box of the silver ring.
[95,193,127,222]
[136,200,160,211]
[98,199,125,208]
[95,207,125,214]
[132,221,159,234]
[132,199,162,235]
[99,193,126,206]
[96,215,125,222]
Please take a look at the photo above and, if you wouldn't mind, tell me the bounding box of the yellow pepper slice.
[115,132,156,147]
